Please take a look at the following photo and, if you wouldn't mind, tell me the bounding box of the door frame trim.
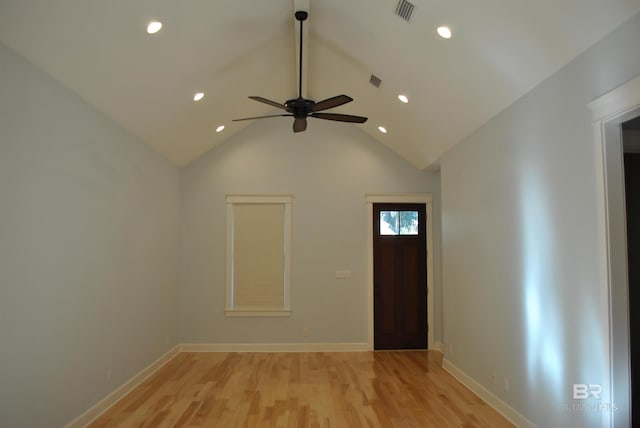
[588,73,640,428]
[366,193,434,350]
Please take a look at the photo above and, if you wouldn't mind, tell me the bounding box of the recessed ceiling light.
[147,21,163,34]
[398,94,409,103]
[216,125,225,133]
[378,126,388,134]
[437,26,452,39]
[193,92,205,101]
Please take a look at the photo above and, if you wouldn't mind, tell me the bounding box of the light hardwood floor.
[89,351,514,427]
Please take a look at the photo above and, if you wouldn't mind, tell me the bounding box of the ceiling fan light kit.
[233,11,368,133]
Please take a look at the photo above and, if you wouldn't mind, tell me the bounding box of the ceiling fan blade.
[248,96,287,110]
[311,112,368,123]
[233,114,291,121]
[312,95,353,112]
[293,117,307,133]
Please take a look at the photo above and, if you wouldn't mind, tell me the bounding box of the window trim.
[225,195,292,317]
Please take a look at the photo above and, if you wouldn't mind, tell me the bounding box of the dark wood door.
[373,203,427,350]
[624,153,640,425]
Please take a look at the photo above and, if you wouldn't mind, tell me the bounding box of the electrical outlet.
[165,335,170,345]
[448,343,453,354]
[106,369,112,383]
[491,371,497,384]
[303,328,309,337]
[504,377,509,392]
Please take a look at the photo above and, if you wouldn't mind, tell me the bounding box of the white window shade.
[226,195,292,316]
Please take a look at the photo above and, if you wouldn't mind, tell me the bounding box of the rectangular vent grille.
[395,0,415,22]
[369,74,382,88]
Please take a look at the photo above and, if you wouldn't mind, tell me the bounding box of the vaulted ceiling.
[2,0,639,169]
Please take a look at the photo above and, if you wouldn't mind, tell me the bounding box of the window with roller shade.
[225,195,292,316]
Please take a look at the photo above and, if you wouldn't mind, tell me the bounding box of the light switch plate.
[335,270,352,279]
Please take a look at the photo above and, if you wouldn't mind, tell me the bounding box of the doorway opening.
[623,117,640,425]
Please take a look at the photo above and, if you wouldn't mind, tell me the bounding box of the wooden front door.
[373,203,427,350]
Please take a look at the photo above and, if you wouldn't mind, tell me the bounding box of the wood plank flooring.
[89,351,513,427]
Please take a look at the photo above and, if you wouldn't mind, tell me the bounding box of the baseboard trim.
[65,345,180,428]
[443,359,537,428]
[180,342,370,353]
[432,341,444,352]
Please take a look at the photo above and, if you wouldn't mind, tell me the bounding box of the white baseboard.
[443,359,538,428]
[65,345,179,428]
[432,341,444,352]
[180,342,370,353]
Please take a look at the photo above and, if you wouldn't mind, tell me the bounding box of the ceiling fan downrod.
[295,11,308,100]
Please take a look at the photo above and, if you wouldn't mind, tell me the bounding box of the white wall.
[0,44,180,427]
[179,117,441,345]
[440,12,640,428]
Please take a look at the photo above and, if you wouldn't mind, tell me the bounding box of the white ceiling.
[2,0,639,170]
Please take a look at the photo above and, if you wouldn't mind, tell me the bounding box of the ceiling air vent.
[369,74,382,88]
[395,0,415,22]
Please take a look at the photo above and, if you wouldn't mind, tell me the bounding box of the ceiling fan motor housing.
[285,98,316,118]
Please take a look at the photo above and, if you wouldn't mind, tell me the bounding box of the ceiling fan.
[233,11,368,133]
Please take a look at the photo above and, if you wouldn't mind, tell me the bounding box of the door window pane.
[380,211,399,235]
[400,211,419,235]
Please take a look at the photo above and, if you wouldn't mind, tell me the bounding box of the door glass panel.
[380,211,399,235]
[400,211,419,235]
